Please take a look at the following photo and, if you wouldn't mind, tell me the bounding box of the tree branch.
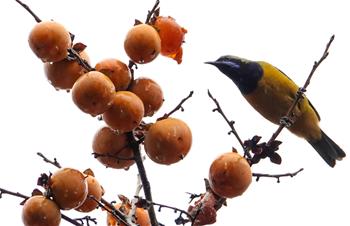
[267,35,335,146]
[158,91,194,121]
[207,89,251,159]
[253,168,304,183]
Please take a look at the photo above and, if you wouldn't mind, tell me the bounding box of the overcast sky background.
[0,0,349,225]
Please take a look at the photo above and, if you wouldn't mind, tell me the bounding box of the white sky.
[0,0,349,225]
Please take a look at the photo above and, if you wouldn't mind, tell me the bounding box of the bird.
[206,55,345,167]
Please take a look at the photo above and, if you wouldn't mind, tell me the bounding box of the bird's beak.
[205,60,240,69]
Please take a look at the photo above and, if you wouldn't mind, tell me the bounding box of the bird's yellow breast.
[244,61,321,140]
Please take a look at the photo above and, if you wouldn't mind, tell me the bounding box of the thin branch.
[126,132,159,226]
[67,48,94,72]
[74,216,97,226]
[158,91,194,121]
[253,168,304,183]
[145,0,160,24]
[207,89,251,159]
[267,35,335,146]
[90,197,132,226]
[37,152,62,168]
[0,187,84,226]
[15,0,42,22]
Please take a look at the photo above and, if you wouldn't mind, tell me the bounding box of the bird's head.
[205,55,263,94]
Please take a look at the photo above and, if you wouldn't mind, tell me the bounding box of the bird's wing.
[274,66,321,121]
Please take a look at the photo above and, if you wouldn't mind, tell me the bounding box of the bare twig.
[145,0,160,24]
[158,91,194,121]
[15,0,41,22]
[207,89,251,159]
[253,168,304,183]
[74,216,97,226]
[37,152,62,168]
[267,35,335,146]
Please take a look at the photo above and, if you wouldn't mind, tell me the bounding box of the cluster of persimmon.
[24,11,195,226]
[25,6,254,226]
[22,168,104,226]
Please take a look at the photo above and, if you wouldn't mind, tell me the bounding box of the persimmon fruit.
[75,175,104,213]
[144,117,192,165]
[44,51,90,90]
[95,58,131,91]
[124,23,161,64]
[102,91,144,133]
[153,16,187,64]
[209,151,252,198]
[92,126,135,169]
[71,71,115,116]
[129,77,164,117]
[22,195,61,226]
[28,21,71,62]
[49,167,88,210]
[107,202,150,226]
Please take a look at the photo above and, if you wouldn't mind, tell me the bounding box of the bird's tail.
[308,130,346,167]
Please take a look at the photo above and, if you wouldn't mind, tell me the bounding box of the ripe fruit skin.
[153,16,187,64]
[129,77,164,117]
[144,118,192,165]
[154,16,186,55]
[71,71,115,116]
[44,51,90,90]
[92,126,135,169]
[102,91,144,133]
[124,23,161,64]
[75,175,104,212]
[95,58,131,91]
[107,203,151,226]
[28,21,71,62]
[22,195,61,226]
[49,168,88,210]
[209,152,252,198]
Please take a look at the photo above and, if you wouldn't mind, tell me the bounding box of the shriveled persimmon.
[49,167,88,210]
[102,91,144,133]
[107,200,150,226]
[28,21,71,62]
[22,195,61,226]
[153,16,187,64]
[75,174,104,213]
[129,77,164,117]
[144,117,192,165]
[44,51,90,90]
[95,58,131,91]
[92,126,135,169]
[209,151,252,198]
[124,23,161,64]
[71,71,115,116]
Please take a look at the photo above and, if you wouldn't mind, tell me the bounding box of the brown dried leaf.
[73,42,87,53]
